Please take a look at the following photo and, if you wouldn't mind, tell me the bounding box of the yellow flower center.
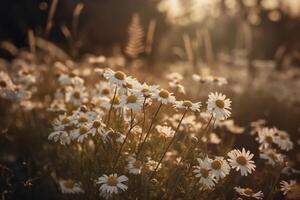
[78,115,88,123]
[114,71,126,80]
[159,90,169,99]
[265,136,273,144]
[0,80,7,88]
[127,95,137,103]
[211,160,222,170]
[63,180,75,189]
[236,156,247,166]
[79,125,88,134]
[62,117,70,124]
[279,134,287,140]
[215,99,225,108]
[92,120,101,128]
[107,176,118,186]
[182,100,193,108]
[111,96,120,105]
[102,88,110,95]
[200,168,209,178]
[125,83,133,89]
[268,152,278,161]
[244,188,254,196]
[73,91,81,99]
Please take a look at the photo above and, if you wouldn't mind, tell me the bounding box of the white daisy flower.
[250,119,267,135]
[234,186,264,199]
[102,95,122,110]
[58,74,72,86]
[120,92,144,111]
[96,174,128,197]
[152,88,176,105]
[87,119,106,137]
[137,83,158,98]
[260,148,284,166]
[207,92,232,120]
[65,85,88,106]
[208,156,231,180]
[103,69,127,87]
[0,71,17,100]
[193,157,217,189]
[58,179,84,194]
[209,76,228,86]
[256,127,276,150]
[70,124,91,143]
[119,76,141,94]
[280,180,297,195]
[274,130,293,151]
[52,114,73,129]
[48,130,71,145]
[227,148,256,176]
[72,111,97,126]
[192,74,209,84]
[127,156,143,175]
[94,81,111,98]
[156,125,175,138]
[166,72,183,82]
[175,100,201,112]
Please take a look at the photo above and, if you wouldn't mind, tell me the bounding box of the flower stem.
[149,110,187,179]
[137,97,147,149]
[112,109,135,170]
[136,102,163,158]
[106,86,117,127]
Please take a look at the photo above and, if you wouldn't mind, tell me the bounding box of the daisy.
[103,69,127,87]
[280,180,297,195]
[126,156,143,175]
[250,119,267,135]
[72,111,97,126]
[274,130,293,151]
[58,74,72,86]
[87,119,106,137]
[120,92,144,111]
[175,100,201,112]
[227,148,256,176]
[156,125,175,138]
[256,127,276,150]
[207,92,231,120]
[234,186,264,199]
[192,74,209,84]
[260,148,284,166]
[52,114,73,129]
[96,174,128,197]
[152,88,176,105]
[0,71,16,100]
[95,81,111,98]
[65,85,88,106]
[58,179,84,194]
[217,119,245,134]
[137,83,158,98]
[70,124,91,143]
[102,95,122,110]
[210,76,228,86]
[48,130,71,145]
[119,76,141,94]
[166,72,183,82]
[209,156,231,180]
[193,157,217,189]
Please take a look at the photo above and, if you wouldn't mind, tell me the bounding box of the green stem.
[150,110,187,179]
[136,103,163,158]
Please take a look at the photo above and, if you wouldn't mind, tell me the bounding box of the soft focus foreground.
[0,0,300,200]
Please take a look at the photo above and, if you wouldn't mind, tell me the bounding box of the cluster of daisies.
[47,68,299,199]
[0,69,34,101]
[48,67,235,197]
